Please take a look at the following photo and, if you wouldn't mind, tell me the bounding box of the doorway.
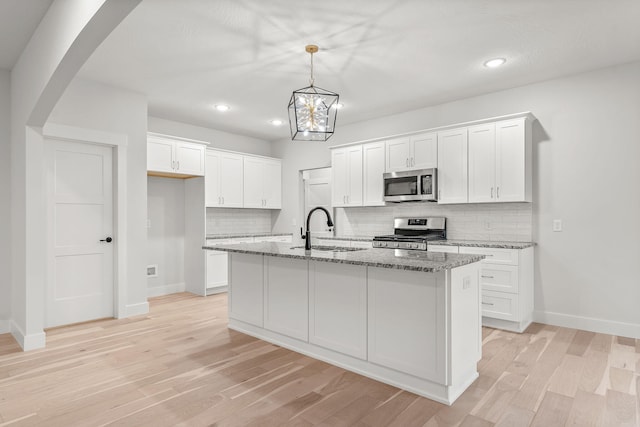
[44,138,115,328]
[302,167,333,240]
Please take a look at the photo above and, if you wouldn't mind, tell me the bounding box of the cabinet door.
[264,257,308,341]
[219,152,244,207]
[468,124,496,203]
[495,119,526,202]
[175,142,205,176]
[243,156,264,208]
[205,150,222,207]
[385,137,411,172]
[368,267,446,382]
[362,141,385,206]
[346,145,363,206]
[309,261,367,359]
[331,148,348,207]
[437,128,468,204]
[410,132,437,169]
[229,253,263,326]
[147,138,175,173]
[263,159,282,209]
[206,250,228,289]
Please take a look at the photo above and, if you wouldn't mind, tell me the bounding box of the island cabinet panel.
[229,253,263,327]
[309,262,367,360]
[367,267,447,384]
[264,257,308,341]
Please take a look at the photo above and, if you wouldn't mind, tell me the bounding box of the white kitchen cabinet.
[309,261,367,359]
[385,132,437,172]
[331,145,363,207]
[459,245,534,332]
[148,134,206,177]
[428,244,459,253]
[243,156,282,209]
[228,252,263,327]
[315,238,371,248]
[468,118,531,203]
[205,150,244,208]
[368,267,447,383]
[264,257,308,341]
[437,128,468,204]
[362,141,386,206]
[253,235,292,243]
[206,250,228,292]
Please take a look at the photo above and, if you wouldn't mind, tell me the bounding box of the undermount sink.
[290,245,367,253]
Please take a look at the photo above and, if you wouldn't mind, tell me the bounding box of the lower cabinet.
[264,257,308,341]
[309,262,367,359]
[228,253,264,327]
[367,267,447,383]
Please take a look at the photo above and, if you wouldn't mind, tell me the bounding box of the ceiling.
[0,0,52,70]
[14,0,640,142]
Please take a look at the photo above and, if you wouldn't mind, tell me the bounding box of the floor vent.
[147,264,158,277]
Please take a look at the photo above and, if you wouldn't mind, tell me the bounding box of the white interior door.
[304,168,333,239]
[45,139,114,328]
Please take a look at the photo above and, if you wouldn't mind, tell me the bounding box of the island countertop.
[203,241,484,272]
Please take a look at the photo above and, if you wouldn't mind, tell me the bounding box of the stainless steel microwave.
[383,168,438,202]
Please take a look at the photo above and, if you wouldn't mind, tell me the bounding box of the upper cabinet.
[437,128,468,204]
[362,141,386,206]
[205,150,244,208]
[468,118,531,203]
[385,132,437,172]
[147,134,206,177]
[243,156,282,209]
[332,145,363,207]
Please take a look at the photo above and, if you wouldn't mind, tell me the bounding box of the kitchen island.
[202,242,484,405]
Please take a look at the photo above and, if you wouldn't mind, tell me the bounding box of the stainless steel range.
[372,217,446,250]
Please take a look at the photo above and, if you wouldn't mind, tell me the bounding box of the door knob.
[100,237,113,243]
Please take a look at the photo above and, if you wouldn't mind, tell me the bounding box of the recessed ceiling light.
[214,104,230,112]
[484,58,506,68]
[270,119,284,126]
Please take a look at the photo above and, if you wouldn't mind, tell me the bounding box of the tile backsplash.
[335,203,532,241]
[206,208,272,235]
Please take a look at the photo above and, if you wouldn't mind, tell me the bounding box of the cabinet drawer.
[481,265,519,294]
[459,246,518,265]
[481,291,518,321]
[428,244,459,254]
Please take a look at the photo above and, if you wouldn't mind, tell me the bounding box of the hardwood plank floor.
[0,292,638,426]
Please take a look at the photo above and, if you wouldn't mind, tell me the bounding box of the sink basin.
[290,245,367,253]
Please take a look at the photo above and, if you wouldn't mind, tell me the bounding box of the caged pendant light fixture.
[288,45,340,141]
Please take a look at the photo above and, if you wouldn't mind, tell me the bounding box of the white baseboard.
[147,282,186,298]
[534,310,640,339]
[0,319,10,334]
[11,321,46,351]
[119,301,150,318]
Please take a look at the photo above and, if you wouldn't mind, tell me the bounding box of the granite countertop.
[202,242,484,273]
[317,235,534,249]
[428,240,535,249]
[205,232,293,240]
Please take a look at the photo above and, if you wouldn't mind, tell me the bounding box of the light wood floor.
[0,293,638,426]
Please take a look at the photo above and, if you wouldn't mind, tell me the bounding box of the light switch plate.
[553,219,562,232]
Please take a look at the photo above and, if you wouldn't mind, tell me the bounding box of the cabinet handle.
[406,158,409,167]
[438,189,442,199]
[491,187,494,198]
[497,187,500,199]
[221,196,224,204]
[411,157,415,167]
[481,275,495,279]
[482,302,494,306]
[176,161,180,170]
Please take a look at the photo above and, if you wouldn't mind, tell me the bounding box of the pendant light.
[288,45,340,141]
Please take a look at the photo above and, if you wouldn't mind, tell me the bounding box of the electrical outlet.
[553,219,562,232]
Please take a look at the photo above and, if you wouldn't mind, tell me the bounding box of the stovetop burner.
[373,217,446,250]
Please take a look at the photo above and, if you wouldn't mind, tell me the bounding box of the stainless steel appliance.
[373,217,446,250]
[383,168,437,202]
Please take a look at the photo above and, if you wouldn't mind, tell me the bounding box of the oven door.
[383,171,420,202]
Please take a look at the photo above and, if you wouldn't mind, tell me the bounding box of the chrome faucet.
[305,207,334,250]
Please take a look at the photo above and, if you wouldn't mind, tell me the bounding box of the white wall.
[147,176,185,296]
[47,77,149,312]
[148,116,271,157]
[0,69,11,332]
[272,61,640,338]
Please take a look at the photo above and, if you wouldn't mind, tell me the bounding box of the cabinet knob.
[497,187,500,198]
[491,187,494,198]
